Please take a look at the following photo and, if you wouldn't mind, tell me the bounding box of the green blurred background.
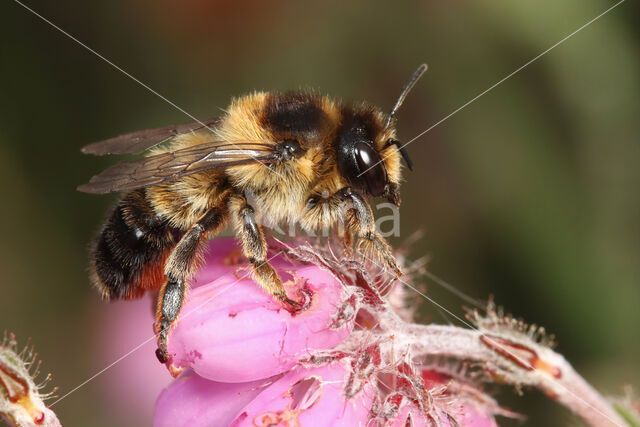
[1,1,638,425]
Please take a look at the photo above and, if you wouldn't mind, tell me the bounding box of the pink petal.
[230,361,375,426]
[153,372,269,427]
[167,240,354,382]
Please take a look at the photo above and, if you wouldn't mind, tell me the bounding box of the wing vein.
[78,139,278,194]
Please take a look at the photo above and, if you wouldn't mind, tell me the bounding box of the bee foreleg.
[340,188,402,277]
[229,194,298,308]
[155,206,228,365]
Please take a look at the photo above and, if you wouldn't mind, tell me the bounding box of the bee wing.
[77,141,277,194]
[81,118,221,156]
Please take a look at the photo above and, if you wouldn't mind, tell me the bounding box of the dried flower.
[0,332,60,427]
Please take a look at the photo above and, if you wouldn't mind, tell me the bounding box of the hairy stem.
[397,323,625,426]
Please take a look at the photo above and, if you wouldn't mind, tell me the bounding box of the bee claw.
[155,348,170,364]
[284,297,301,310]
[155,338,182,377]
[155,323,173,365]
[280,288,312,314]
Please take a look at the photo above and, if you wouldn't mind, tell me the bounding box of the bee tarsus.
[154,205,230,362]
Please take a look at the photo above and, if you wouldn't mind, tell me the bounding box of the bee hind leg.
[155,278,184,364]
[154,206,228,366]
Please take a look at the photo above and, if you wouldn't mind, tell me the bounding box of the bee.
[79,64,427,365]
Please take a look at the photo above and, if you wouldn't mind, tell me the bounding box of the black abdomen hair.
[91,190,177,299]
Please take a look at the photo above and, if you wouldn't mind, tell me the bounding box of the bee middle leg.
[155,206,228,364]
[229,194,299,307]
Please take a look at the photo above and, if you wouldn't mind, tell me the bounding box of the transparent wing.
[77,141,276,194]
[81,118,221,156]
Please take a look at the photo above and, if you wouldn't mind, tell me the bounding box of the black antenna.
[385,63,428,128]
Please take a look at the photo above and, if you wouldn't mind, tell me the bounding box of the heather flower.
[0,333,60,427]
[152,238,628,426]
[165,241,354,382]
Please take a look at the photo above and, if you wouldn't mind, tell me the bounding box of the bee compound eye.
[354,142,386,197]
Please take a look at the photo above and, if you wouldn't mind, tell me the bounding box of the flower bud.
[0,333,60,427]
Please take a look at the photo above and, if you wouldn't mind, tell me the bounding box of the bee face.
[336,107,402,204]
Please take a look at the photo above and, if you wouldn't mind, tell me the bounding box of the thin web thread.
[11,0,281,178]
[362,253,623,426]
[50,252,282,407]
[357,0,626,178]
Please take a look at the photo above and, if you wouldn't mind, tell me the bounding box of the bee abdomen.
[91,190,177,300]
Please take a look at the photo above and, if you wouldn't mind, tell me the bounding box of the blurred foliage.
[0,1,638,425]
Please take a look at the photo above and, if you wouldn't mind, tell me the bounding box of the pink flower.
[150,238,624,426]
[155,361,375,427]
[152,239,504,426]
[154,373,267,427]
[166,239,355,382]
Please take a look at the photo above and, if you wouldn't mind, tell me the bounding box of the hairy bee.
[79,64,427,364]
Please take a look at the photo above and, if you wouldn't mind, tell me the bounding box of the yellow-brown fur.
[144,92,402,234]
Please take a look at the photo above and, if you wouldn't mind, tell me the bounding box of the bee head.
[336,64,426,205]
[336,107,404,205]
